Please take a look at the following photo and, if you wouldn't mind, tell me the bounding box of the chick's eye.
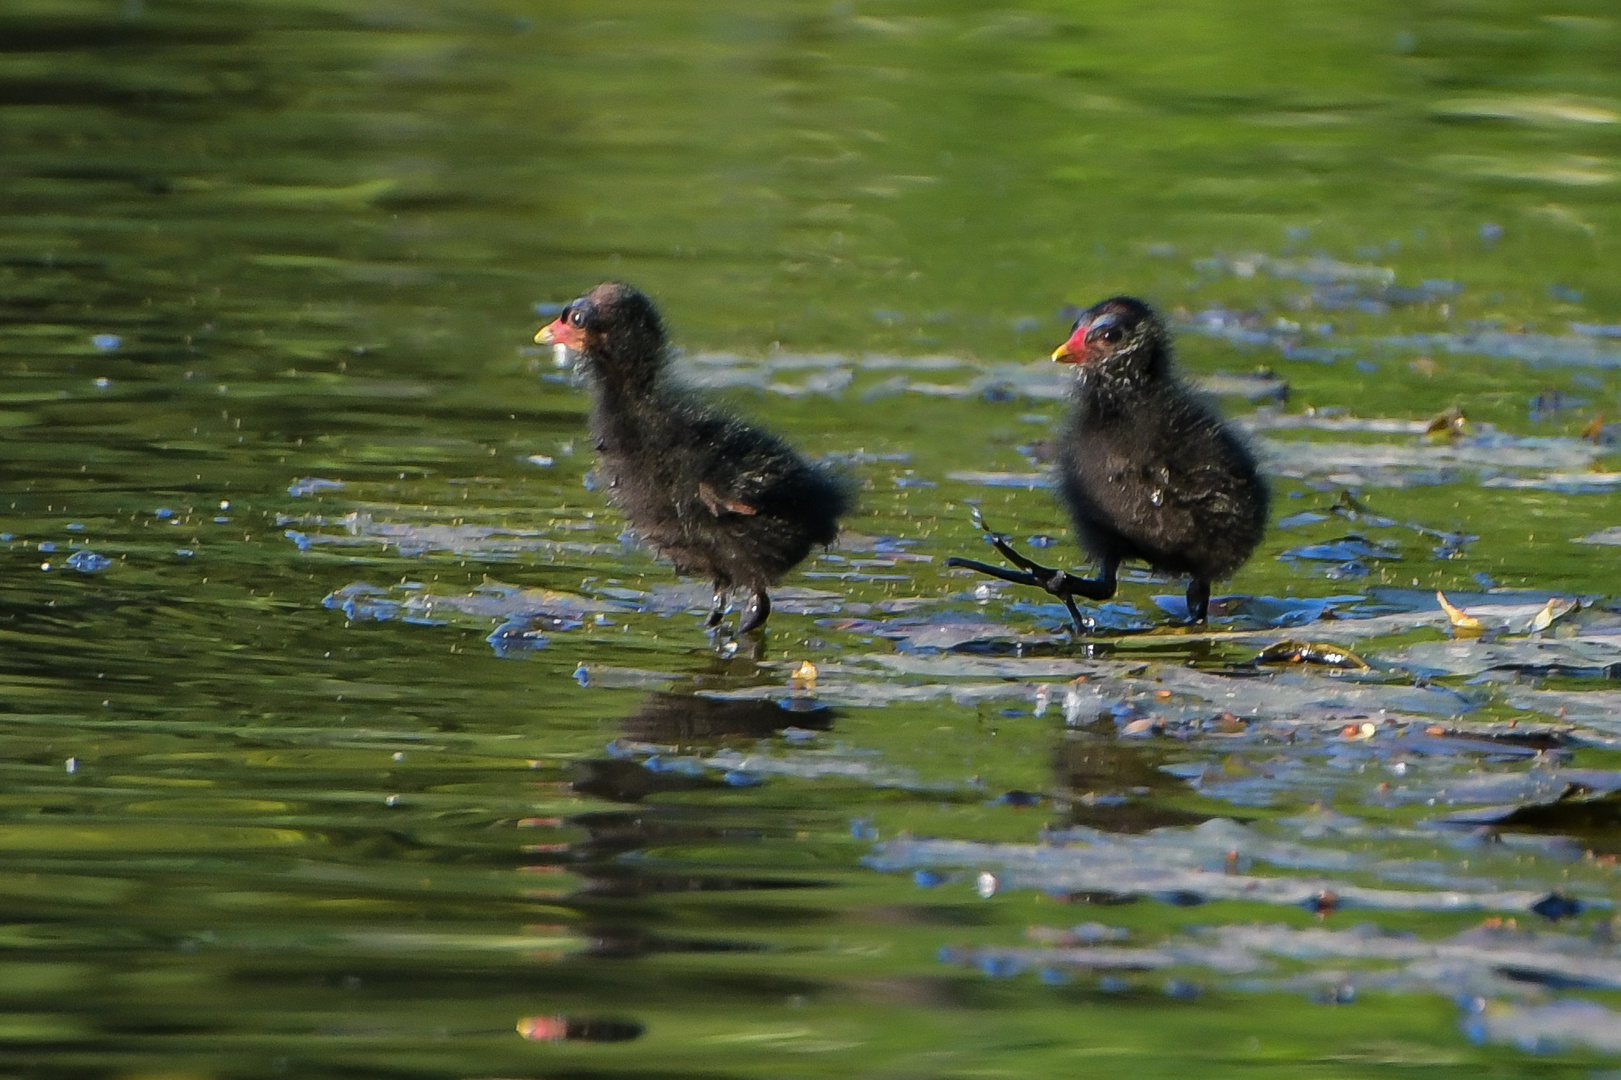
[1098,325,1123,344]
[568,308,585,328]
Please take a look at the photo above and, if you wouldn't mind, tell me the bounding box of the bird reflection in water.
[571,692,835,804]
[1035,706,1223,908]
[527,692,839,967]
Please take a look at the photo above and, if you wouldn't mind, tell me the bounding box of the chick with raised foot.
[948,296,1268,630]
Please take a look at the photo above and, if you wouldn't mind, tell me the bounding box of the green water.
[4,1,1621,1077]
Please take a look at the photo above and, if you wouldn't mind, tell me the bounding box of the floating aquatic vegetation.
[1495,685,1621,742]
[322,582,389,620]
[666,354,1299,408]
[1178,305,1292,350]
[834,534,932,564]
[287,477,345,497]
[1279,535,1402,563]
[322,580,628,632]
[1572,322,1621,338]
[1385,636,1621,679]
[869,610,1069,653]
[486,614,569,657]
[1151,591,1357,626]
[1223,922,1621,1000]
[1239,413,1431,435]
[1383,328,1621,369]
[1216,594,1367,628]
[615,582,844,620]
[867,822,1585,916]
[1200,371,1289,403]
[284,512,622,559]
[1205,252,1397,287]
[1463,999,1621,1055]
[1179,270,1456,357]
[598,729,946,793]
[1480,472,1621,494]
[64,551,111,573]
[711,666,1060,709]
[944,470,1048,488]
[1440,782,1621,849]
[1428,530,1477,559]
[1376,765,1619,811]
[944,917,1621,1009]
[1328,595,1575,643]
[1528,389,1588,421]
[1258,431,1606,491]
[818,450,913,467]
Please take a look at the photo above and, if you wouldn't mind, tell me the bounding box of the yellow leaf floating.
[1436,591,1483,635]
[1529,597,1579,633]
[790,660,818,691]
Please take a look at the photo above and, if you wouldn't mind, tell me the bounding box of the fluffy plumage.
[949,296,1268,627]
[537,283,850,633]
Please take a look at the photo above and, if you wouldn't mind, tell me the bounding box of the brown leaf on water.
[1254,640,1371,671]
[1423,405,1466,440]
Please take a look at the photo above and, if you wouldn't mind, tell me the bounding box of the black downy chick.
[948,297,1268,629]
[537,283,850,634]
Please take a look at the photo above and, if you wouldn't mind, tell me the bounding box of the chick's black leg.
[705,585,728,629]
[946,514,1119,634]
[737,590,771,635]
[1185,578,1211,624]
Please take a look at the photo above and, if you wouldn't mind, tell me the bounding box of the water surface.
[4,1,1621,1076]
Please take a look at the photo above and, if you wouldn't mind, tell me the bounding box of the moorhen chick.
[948,296,1268,630]
[536,283,850,634]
